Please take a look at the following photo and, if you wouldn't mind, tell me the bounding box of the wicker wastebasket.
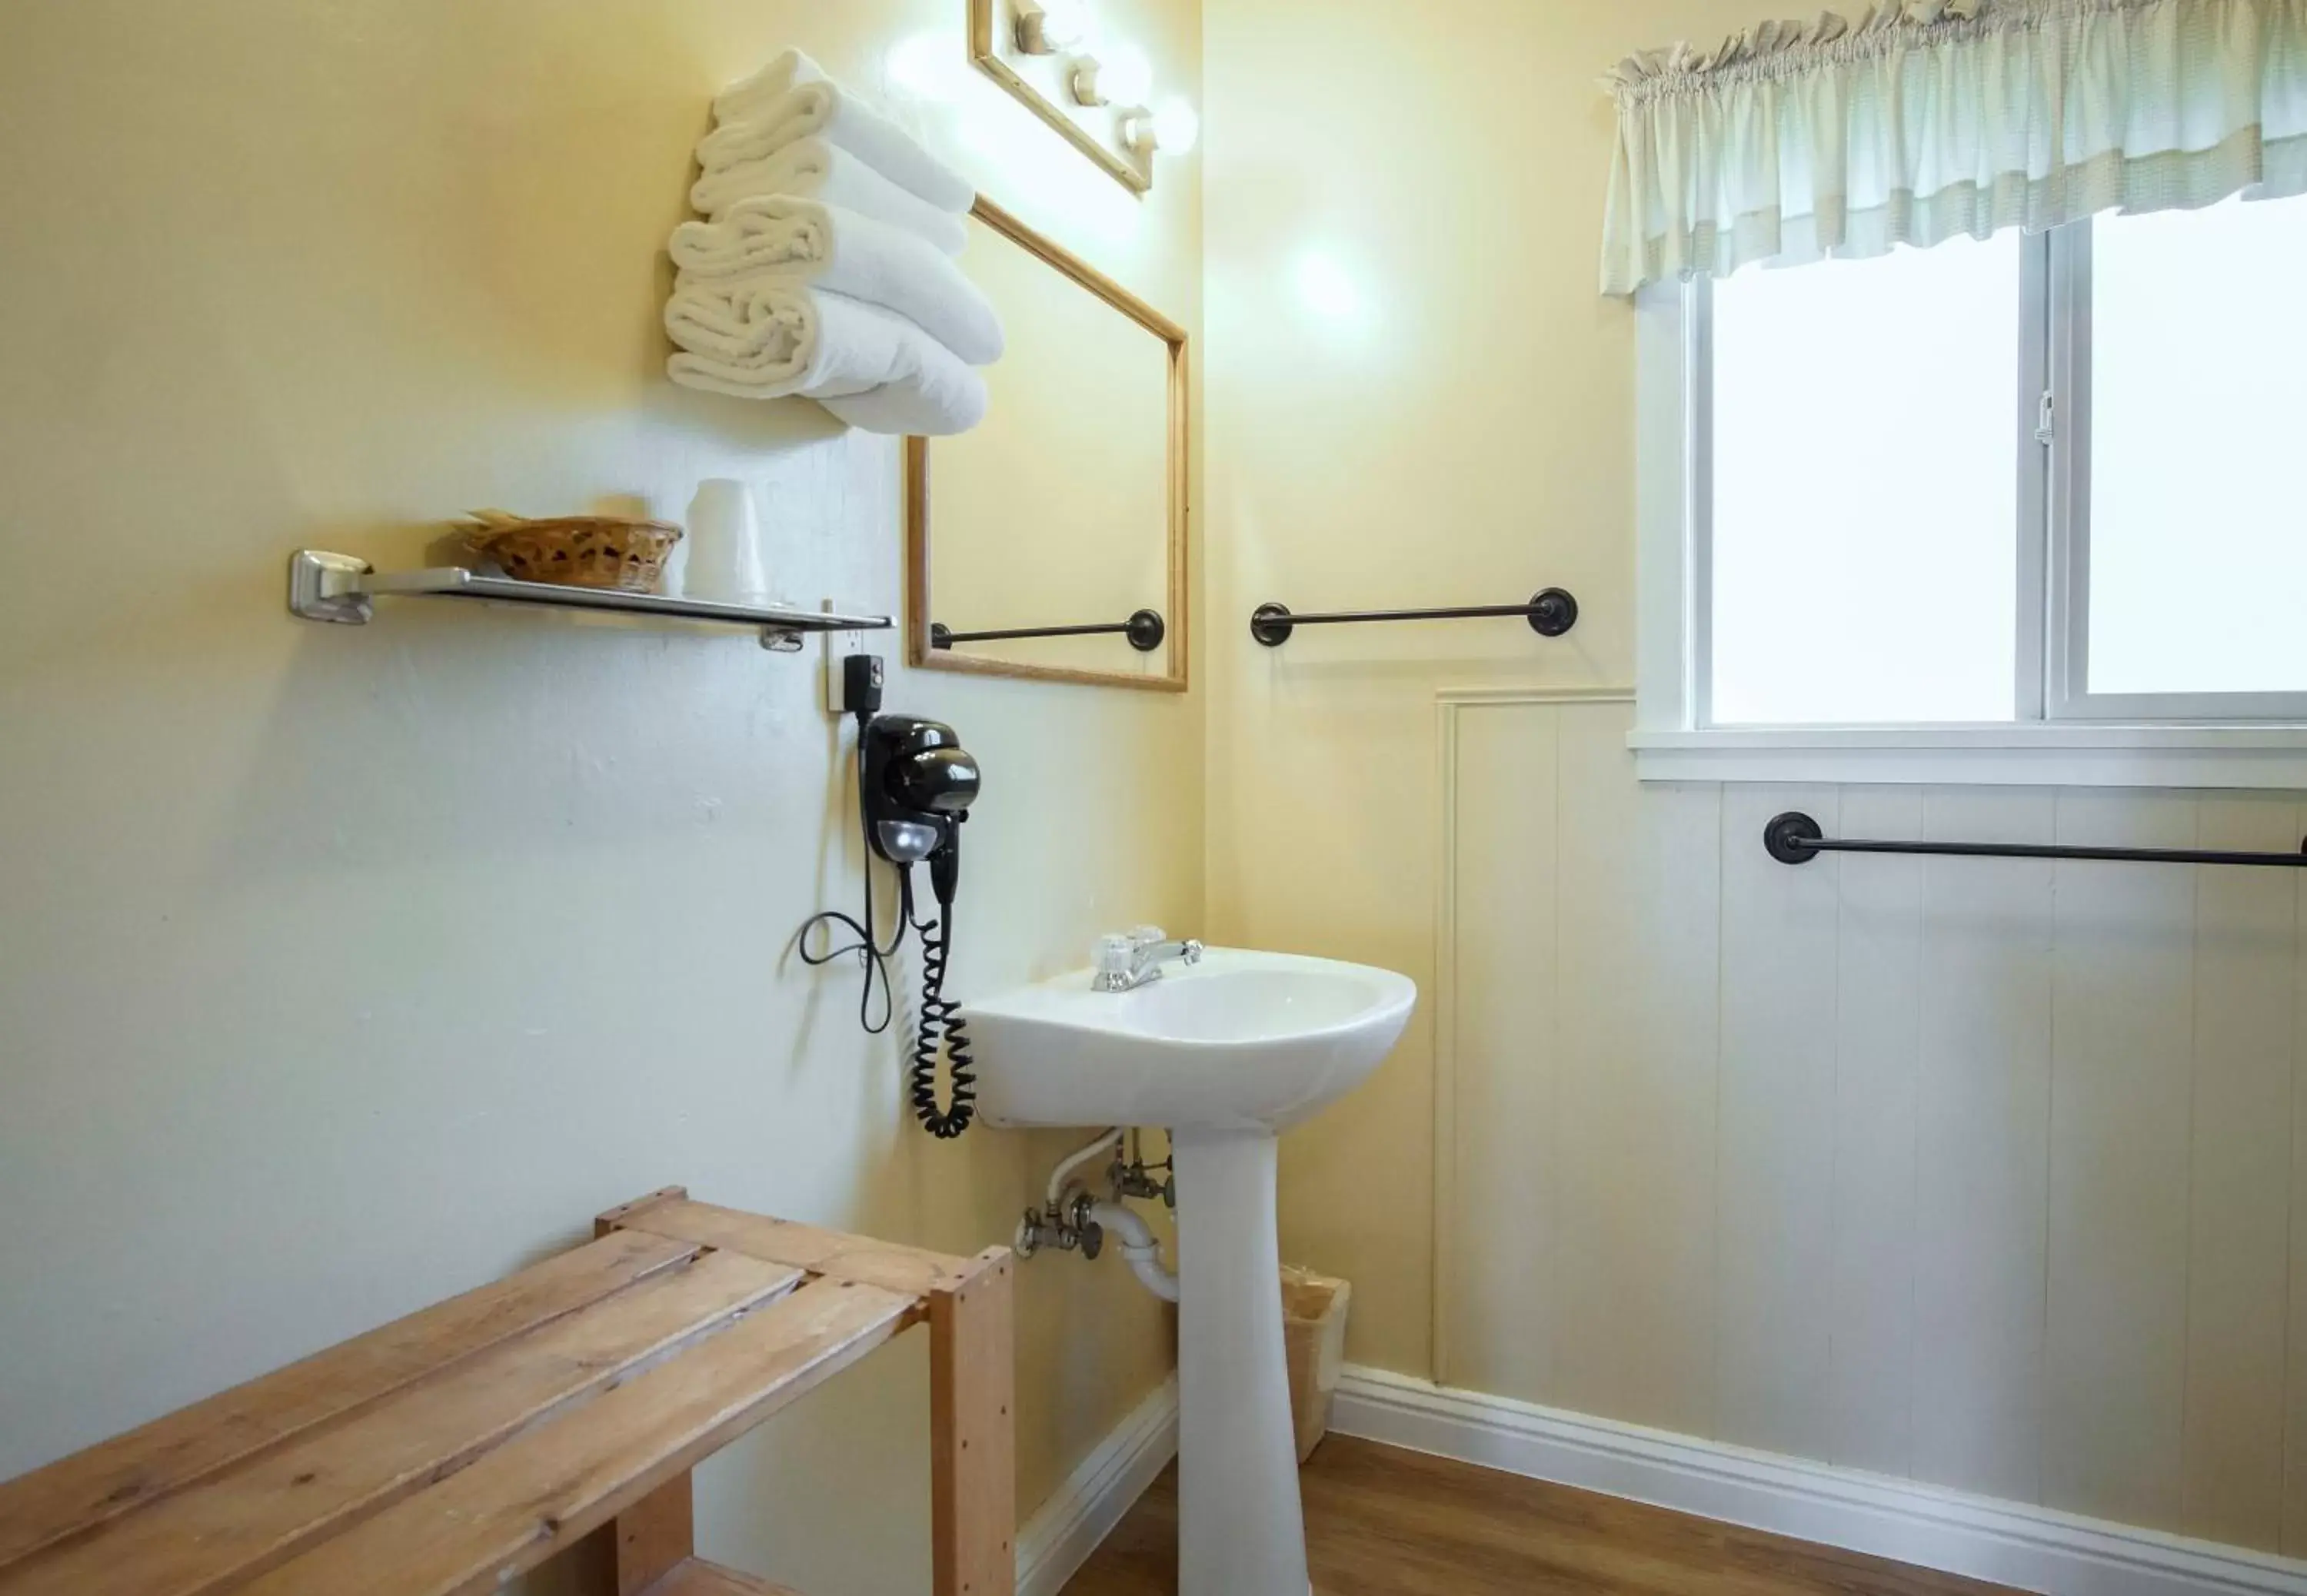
[1281,1265,1352,1463]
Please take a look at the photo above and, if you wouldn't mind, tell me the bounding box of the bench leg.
[611,1470,693,1594]
[930,1249,1016,1596]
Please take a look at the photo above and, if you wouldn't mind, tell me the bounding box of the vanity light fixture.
[1069,55,1110,106]
[1122,97,1198,156]
[1013,0,1087,55]
[972,0,1188,194]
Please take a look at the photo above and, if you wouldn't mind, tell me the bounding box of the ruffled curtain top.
[1600,0,2307,294]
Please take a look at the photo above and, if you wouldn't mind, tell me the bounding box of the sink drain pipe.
[1088,1199,1180,1302]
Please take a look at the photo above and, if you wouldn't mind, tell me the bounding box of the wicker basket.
[460,510,683,593]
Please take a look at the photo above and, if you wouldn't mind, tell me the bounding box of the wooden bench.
[0,1187,1016,1596]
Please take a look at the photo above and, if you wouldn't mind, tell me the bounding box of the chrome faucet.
[1092,926,1204,992]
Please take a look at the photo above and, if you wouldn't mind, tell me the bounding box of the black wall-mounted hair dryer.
[861,716,980,896]
[804,713,984,1139]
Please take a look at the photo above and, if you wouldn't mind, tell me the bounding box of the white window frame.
[1630,219,2307,789]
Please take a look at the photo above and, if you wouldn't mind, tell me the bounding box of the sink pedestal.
[1173,1126,1309,1596]
[963,947,1418,1593]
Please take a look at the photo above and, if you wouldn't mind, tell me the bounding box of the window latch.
[2035,391,2056,445]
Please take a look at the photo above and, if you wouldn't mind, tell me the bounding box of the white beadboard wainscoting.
[1433,692,2307,1561]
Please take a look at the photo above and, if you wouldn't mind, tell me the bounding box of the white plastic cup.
[684,479,770,603]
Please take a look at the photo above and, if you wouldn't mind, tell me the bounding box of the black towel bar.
[932,608,1166,653]
[1765,811,2307,869]
[1250,587,1578,647]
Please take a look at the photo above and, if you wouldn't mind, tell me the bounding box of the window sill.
[1626,725,2307,790]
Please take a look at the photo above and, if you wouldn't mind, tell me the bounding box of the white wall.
[0,2,1200,1589]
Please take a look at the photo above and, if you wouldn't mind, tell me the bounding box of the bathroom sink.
[965,946,1416,1132]
[967,946,1416,1596]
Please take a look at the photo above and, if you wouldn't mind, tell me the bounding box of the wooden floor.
[1061,1436,2019,1596]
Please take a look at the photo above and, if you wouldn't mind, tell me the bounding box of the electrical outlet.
[823,630,883,717]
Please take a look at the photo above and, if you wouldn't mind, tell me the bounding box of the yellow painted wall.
[0,2,1199,1589]
[1203,0,1757,1382]
[1205,0,2307,1556]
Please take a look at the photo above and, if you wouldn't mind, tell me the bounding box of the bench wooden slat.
[235,1277,914,1596]
[606,1198,982,1298]
[0,1229,701,1572]
[1,1250,801,1596]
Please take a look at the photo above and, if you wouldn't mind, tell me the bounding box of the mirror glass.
[909,199,1184,690]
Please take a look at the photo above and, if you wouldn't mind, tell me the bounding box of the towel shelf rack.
[287,549,891,651]
[1765,810,2307,869]
[1250,587,1578,647]
[931,607,1167,653]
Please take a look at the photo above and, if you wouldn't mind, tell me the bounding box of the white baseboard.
[1330,1365,2307,1596]
[1016,1374,1178,1596]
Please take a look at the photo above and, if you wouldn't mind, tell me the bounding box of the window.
[1709,233,2023,726]
[2081,198,2307,706]
[1636,193,2307,786]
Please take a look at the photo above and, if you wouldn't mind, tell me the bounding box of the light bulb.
[1152,96,1198,155]
[1039,0,1089,48]
[1097,42,1153,108]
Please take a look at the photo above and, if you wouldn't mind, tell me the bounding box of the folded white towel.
[689,139,970,256]
[670,200,1003,366]
[665,283,987,436]
[710,47,826,127]
[695,80,974,217]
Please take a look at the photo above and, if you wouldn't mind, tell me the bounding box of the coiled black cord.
[909,899,976,1138]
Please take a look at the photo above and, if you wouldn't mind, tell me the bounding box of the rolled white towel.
[689,139,970,257]
[695,79,974,217]
[665,282,987,436]
[710,47,826,127]
[670,200,1003,366]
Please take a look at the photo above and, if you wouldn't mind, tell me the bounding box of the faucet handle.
[1178,939,1205,965]
[1128,925,1167,948]
[1094,933,1136,980]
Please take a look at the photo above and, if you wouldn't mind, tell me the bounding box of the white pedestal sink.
[966,949,1416,1596]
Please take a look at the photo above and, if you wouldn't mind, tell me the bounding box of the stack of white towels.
[664,50,1001,435]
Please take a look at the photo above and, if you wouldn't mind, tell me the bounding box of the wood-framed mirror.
[907,195,1187,692]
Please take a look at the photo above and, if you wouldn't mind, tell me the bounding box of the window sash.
[2042,224,2307,723]
[1692,223,2307,730]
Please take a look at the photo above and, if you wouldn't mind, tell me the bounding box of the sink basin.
[966,947,1416,1132]
[965,946,1417,1596]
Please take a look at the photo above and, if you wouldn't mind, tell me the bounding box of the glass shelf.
[287,549,891,652]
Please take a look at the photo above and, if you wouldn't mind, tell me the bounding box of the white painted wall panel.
[1443,697,2307,1554]
[1547,703,1721,1438]
[1909,787,2056,1506]
[1826,785,1926,1478]
[2043,793,2197,1527]
[1715,783,1842,1461]
[1441,705,1561,1398]
[2185,796,2299,1547]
